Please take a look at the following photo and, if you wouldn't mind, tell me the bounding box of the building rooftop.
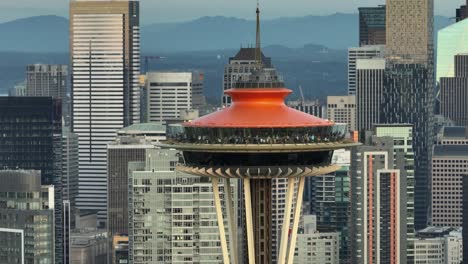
[118,123,166,134]
[441,126,468,139]
[231,48,269,62]
[433,145,468,157]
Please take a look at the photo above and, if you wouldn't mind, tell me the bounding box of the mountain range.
[0,14,453,52]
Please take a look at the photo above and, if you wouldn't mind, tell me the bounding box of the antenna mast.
[255,0,262,65]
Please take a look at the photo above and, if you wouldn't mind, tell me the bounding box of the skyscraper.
[348,45,384,95]
[356,58,385,132]
[107,135,154,261]
[0,170,56,264]
[350,135,408,263]
[383,0,434,230]
[128,149,232,263]
[26,64,68,99]
[436,19,468,83]
[223,50,272,106]
[0,97,64,263]
[327,95,356,131]
[143,71,205,122]
[386,0,433,63]
[70,0,140,222]
[431,126,468,227]
[358,6,386,46]
[440,54,468,126]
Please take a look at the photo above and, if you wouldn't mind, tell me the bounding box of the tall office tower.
[0,170,56,263]
[358,6,386,46]
[0,97,65,263]
[309,149,350,263]
[386,0,433,63]
[350,135,408,264]
[440,55,468,126]
[348,46,385,97]
[356,58,385,132]
[457,0,468,22]
[436,19,468,83]
[62,127,79,212]
[107,136,154,261]
[223,51,272,106]
[348,45,384,95]
[327,95,356,131]
[381,61,434,231]
[414,227,463,263]
[463,176,468,258]
[293,215,340,264]
[26,64,68,98]
[287,100,327,118]
[431,126,468,227]
[144,71,205,122]
[70,0,141,222]
[128,148,234,263]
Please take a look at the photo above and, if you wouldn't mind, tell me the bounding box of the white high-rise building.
[356,58,385,132]
[348,45,384,95]
[144,71,205,122]
[327,95,356,131]
[70,0,140,222]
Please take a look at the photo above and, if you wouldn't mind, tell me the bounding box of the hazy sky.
[0,0,463,23]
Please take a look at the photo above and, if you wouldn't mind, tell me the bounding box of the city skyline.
[0,0,461,23]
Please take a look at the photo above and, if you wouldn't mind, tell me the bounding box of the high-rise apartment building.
[358,6,386,46]
[382,60,434,230]
[143,71,205,122]
[26,64,67,98]
[128,148,233,263]
[436,19,468,83]
[223,48,272,106]
[348,45,384,95]
[440,54,468,126]
[356,58,385,132]
[327,95,356,131]
[70,0,140,222]
[350,135,408,264]
[0,97,65,263]
[0,170,56,264]
[107,135,154,260]
[309,149,350,263]
[62,127,79,211]
[431,126,468,227]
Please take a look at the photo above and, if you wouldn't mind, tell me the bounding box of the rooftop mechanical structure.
[162,4,357,264]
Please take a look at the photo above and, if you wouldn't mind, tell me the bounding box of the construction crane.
[298,85,305,106]
[143,56,166,73]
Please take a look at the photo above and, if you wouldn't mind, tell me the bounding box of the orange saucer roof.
[185,88,333,128]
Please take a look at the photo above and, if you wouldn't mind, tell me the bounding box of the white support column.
[286,176,306,264]
[225,178,238,264]
[243,177,256,264]
[278,177,296,264]
[212,177,230,264]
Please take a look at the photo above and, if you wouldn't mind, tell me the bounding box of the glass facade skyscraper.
[0,96,64,263]
[358,6,386,46]
[436,19,468,83]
